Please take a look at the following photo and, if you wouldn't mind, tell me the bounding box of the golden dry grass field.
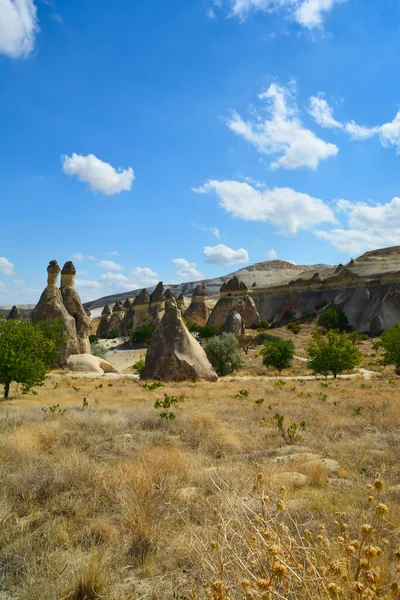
[1,325,400,599]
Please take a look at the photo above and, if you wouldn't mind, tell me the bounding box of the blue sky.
[2,0,400,303]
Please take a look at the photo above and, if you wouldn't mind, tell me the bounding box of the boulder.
[31,261,81,366]
[141,298,218,382]
[60,261,91,354]
[67,354,119,374]
[224,310,244,336]
[7,306,22,320]
[184,284,209,326]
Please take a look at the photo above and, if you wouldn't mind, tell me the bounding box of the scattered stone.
[141,297,218,382]
[280,472,309,488]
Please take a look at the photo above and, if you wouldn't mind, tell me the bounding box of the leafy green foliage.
[82,397,89,410]
[132,356,145,375]
[89,334,98,344]
[184,318,217,340]
[255,332,280,346]
[107,328,120,340]
[142,382,165,390]
[273,413,306,444]
[380,324,400,373]
[154,393,184,420]
[258,320,270,330]
[287,322,302,334]
[307,330,361,378]
[41,404,65,417]
[131,325,154,346]
[204,334,242,376]
[260,338,295,373]
[0,316,64,399]
[235,389,249,398]
[318,308,349,332]
[90,342,107,359]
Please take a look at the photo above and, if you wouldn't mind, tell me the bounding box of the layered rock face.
[7,306,22,320]
[207,277,260,331]
[31,260,87,366]
[96,304,112,338]
[60,262,91,354]
[133,288,151,330]
[184,284,209,325]
[141,298,218,382]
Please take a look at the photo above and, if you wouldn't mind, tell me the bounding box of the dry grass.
[0,333,400,598]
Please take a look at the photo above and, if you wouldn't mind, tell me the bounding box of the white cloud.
[204,244,249,265]
[195,179,336,235]
[228,0,344,28]
[379,111,400,152]
[107,250,119,256]
[266,248,278,260]
[13,279,26,285]
[99,272,128,282]
[172,258,202,281]
[61,153,134,195]
[191,223,221,239]
[227,82,338,169]
[75,279,101,289]
[0,257,15,276]
[97,260,123,271]
[131,267,159,287]
[316,196,400,255]
[71,252,85,260]
[88,256,96,261]
[344,121,377,140]
[308,96,342,129]
[0,0,38,58]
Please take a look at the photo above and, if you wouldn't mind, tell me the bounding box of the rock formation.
[176,293,186,312]
[7,306,22,320]
[184,284,209,326]
[207,277,249,331]
[31,260,86,366]
[133,288,151,329]
[150,281,165,324]
[96,304,112,338]
[232,296,260,328]
[67,354,119,374]
[60,261,91,354]
[141,298,218,382]
[107,301,126,337]
[120,299,135,336]
[224,310,245,336]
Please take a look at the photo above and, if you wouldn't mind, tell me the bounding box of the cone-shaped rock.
[184,284,209,326]
[133,288,151,329]
[141,298,218,382]
[7,306,22,320]
[176,293,186,311]
[60,261,91,354]
[96,304,112,338]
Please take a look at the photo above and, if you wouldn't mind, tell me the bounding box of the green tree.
[204,334,242,376]
[261,337,295,373]
[131,325,154,346]
[306,330,360,378]
[380,324,400,373]
[0,316,63,399]
[318,308,349,332]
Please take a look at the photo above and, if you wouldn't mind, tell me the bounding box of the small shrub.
[132,356,145,375]
[380,323,400,373]
[238,334,255,355]
[273,413,306,444]
[235,389,249,398]
[142,382,165,390]
[107,328,120,340]
[154,393,184,420]
[260,338,295,373]
[258,319,270,330]
[197,325,217,340]
[89,334,98,344]
[318,307,349,332]
[287,322,302,334]
[41,404,65,417]
[90,342,107,359]
[255,332,279,346]
[204,334,242,376]
[131,325,154,346]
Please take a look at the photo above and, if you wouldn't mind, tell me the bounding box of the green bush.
[204,334,242,376]
[318,308,349,332]
[259,319,270,330]
[89,334,98,344]
[132,356,146,375]
[287,322,302,334]
[131,325,154,346]
[90,342,107,359]
[380,324,400,373]
[197,325,217,340]
[0,316,64,399]
[260,338,295,373]
[307,330,361,378]
[256,332,279,345]
[107,328,120,340]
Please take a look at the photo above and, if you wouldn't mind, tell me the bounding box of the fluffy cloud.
[227,0,344,27]
[266,248,278,260]
[308,96,342,129]
[204,244,249,265]
[316,196,400,255]
[62,153,134,195]
[195,179,336,235]
[131,267,159,287]
[0,0,38,58]
[99,272,128,282]
[0,257,15,276]
[71,252,85,261]
[107,250,119,256]
[97,260,123,271]
[75,279,101,289]
[191,223,221,239]
[172,258,202,281]
[227,83,338,169]
[344,121,377,140]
